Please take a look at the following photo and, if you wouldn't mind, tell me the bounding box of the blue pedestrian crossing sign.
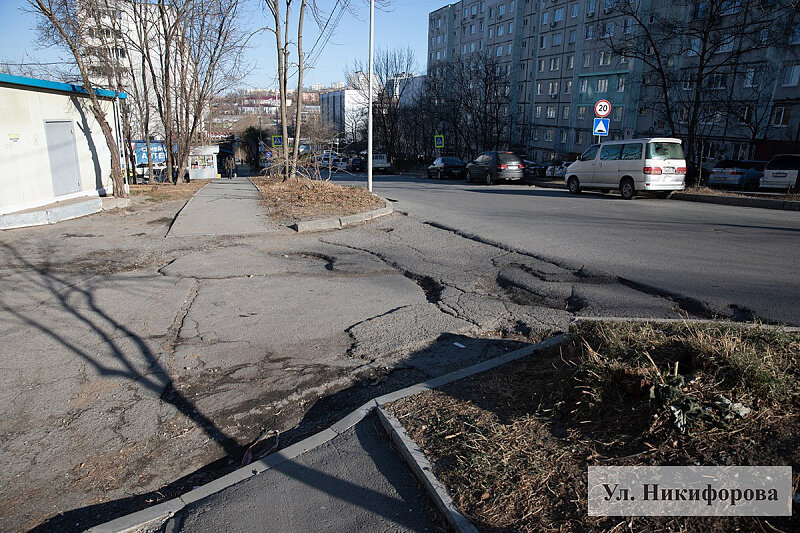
[434,134,445,148]
[272,135,283,147]
[593,118,610,137]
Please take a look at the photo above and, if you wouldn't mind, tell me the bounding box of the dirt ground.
[388,321,799,532]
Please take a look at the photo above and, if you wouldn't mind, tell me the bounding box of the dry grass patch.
[388,321,799,532]
[252,176,383,223]
[686,186,800,202]
[129,181,208,203]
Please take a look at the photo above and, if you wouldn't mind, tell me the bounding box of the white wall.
[0,86,118,215]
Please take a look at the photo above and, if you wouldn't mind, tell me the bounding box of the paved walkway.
[166,415,441,533]
[168,177,283,237]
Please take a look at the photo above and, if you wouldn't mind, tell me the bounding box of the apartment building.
[428,0,800,162]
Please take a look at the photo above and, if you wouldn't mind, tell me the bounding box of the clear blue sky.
[0,0,440,90]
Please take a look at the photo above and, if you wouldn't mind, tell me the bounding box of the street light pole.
[367,0,374,192]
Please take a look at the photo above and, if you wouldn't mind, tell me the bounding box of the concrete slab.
[168,178,282,237]
[169,415,442,533]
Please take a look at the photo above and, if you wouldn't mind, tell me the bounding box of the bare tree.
[348,47,417,165]
[27,0,127,197]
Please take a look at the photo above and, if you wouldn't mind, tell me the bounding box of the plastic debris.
[670,404,687,434]
[453,342,466,348]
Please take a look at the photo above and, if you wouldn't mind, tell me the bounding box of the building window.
[571,3,579,17]
[598,51,611,65]
[498,25,505,36]
[616,77,625,92]
[540,35,547,48]
[536,82,543,95]
[624,18,632,34]
[481,1,486,13]
[597,78,608,92]
[791,23,800,44]
[772,106,790,126]
[535,105,542,118]
[554,8,565,22]
[576,131,585,144]
[566,55,574,69]
[509,22,514,34]
[613,107,622,120]
[781,65,800,87]
[604,22,615,36]
[489,28,494,38]
[497,45,503,57]
[553,33,563,46]
[707,73,726,89]
[688,38,701,56]
[585,25,594,40]
[579,79,588,93]
[717,35,735,54]
[568,29,576,44]
[507,44,512,55]
[560,130,568,143]
[562,106,570,119]
[546,106,557,119]
[499,4,506,15]
[533,128,539,140]
[583,53,591,67]
[545,129,554,141]
[548,81,560,94]
[542,12,549,25]
[538,59,545,72]
[550,57,561,71]
[471,24,476,34]
[472,5,478,15]
[578,106,586,119]
[587,0,596,14]
[565,79,573,93]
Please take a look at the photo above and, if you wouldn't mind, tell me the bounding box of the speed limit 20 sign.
[594,100,611,118]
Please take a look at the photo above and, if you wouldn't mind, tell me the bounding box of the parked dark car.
[466,151,525,185]
[427,157,467,179]
[523,160,547,180]
[347,157,364,172]
[708,160,766,189]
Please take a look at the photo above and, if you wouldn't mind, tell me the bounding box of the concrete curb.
[0,198,103,230]
[293,198,394,233]
[86,334,565,533]
[671,192,800,211]
[377,407,478,533]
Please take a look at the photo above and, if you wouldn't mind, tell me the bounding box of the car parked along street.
[427,157,467,179]
[466,151,525,185]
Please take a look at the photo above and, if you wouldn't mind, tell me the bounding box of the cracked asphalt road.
[1,177,792,532]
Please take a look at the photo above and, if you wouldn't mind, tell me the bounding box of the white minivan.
[565,137,687,199]
[760,154,800,190]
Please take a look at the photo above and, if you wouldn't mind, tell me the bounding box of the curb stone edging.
[671,192,800,211]
[85,334,565,533]
[293,198,394,233]
[377,406,479,533]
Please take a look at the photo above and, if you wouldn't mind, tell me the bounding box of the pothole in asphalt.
[279,252,335,271]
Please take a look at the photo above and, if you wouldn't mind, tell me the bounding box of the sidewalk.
[165,414,441,533]
[168,177,284,237]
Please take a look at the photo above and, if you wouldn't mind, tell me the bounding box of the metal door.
[44,120,82,197]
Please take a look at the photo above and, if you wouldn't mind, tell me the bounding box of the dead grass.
[252,176,383,223]
[687,186,800,202]
[388,321,799,532]
[129,181,208,203]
